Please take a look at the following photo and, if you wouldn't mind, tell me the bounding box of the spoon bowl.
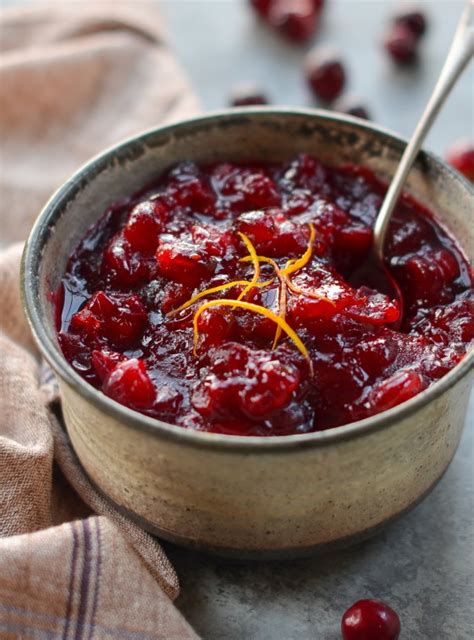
[356,0,472,326]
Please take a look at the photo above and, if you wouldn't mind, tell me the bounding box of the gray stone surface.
[161,1,474,638]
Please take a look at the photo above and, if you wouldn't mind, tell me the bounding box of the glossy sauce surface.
[56,155,473,435]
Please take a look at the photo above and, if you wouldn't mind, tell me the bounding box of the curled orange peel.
[236,232,260,301]
[280,223,316,277]
[166,279,271,317]
[193,299,310,369]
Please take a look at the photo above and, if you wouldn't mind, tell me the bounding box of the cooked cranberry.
[212,164,280,211]
[333,95,371,120]
[103,233,151,286]
[268,0,319,43]
[230,83,269,107]
[196,308,235,349]
[156,241,216,286]
[446,139,474,182]
[167,165,215,213]
[123,200,167,254]
[341,599,401,640]
[91,349,125,381]
[192,344,301,424]
[70,291,147,348]
[367,369,425,413]
[384,24,418,65]
[103,358,156,410]
[393,8,427,38]
[305,47,346,102]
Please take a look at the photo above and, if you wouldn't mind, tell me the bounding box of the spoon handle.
[373,0,474,263]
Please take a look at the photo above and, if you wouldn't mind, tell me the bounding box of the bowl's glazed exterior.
[22,109,473,558]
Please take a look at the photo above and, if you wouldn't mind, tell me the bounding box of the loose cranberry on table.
[383,23,419,65]
[305,47,346,102]
[268,0,320,43]
[229,83,269,107]
[333,95,371,120]
[249,0,324,43]
[341,599,401,640]
[446,139,474,182]
[393,7,427,39]
[57,155,473,436]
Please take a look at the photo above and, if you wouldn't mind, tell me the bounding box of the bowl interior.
[23,109,473,441]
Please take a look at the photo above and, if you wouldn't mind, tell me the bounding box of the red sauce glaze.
[56,155,473,436]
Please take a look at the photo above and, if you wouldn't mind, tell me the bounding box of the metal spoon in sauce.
[353,0,473,328]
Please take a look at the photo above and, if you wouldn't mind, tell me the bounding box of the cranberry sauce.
[56,155,473,436]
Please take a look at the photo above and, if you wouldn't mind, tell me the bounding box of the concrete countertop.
[161,1,473,638]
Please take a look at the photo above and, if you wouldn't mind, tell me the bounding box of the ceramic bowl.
[22,109,474,558]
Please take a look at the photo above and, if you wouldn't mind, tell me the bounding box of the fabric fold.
[0,1,201,637]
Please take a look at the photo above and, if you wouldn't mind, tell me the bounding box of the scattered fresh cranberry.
[268,0,320,43]
[393,7,427,38]
[230,83,269,107]
[446,139,474,182]
[333,95,371,120]
[305,47,346,102]
[384,23,418,65]
[249,0,272,17]
[341,599,401,640]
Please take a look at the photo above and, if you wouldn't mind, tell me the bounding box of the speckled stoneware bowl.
[22,109,474,558]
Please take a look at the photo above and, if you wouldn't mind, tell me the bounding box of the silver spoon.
[353,0,473,327]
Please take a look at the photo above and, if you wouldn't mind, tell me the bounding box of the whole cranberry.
[394,8,427,38]
[446,139,474,182]
[333,95,371,120]
[230,83,269,107]
[249,0,272,18]
[384,23,418,64]
[269,0,319,43]
[341,599,401,640]
[305,47,346,102]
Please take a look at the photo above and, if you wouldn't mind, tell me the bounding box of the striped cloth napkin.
[0,1,200,637]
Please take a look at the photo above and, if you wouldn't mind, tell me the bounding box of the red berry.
[91,349,125,381]
[446,139,474,182]
[305,47,346,102]
[103,358,156,410]
[123,200,166,254]
[268,0,319,43]
[384,24,418,65]
[368,369,425,413]
[333,95,371,120]
[71,291,147,348]
[342,599,401,640]
[393,8,427,38]
[230,83,269,107]
[212,164,280,211]
[196,307,235,349]
[156,241,216,287]
[249,0,272,18]
[103,233,151,286]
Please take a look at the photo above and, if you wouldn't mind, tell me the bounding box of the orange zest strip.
[236,232,260,301]
[280,223,316,277]
[166,279,270,317]
[286,278,337,307]
[241,254,286,348]
[193,299,310,366]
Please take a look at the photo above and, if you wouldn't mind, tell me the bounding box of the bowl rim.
[21,107,474,452]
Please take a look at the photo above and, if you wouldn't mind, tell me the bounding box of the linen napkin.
[0,1,201,637]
